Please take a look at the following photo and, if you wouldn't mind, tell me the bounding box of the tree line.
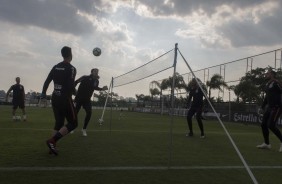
[139,67,281,108]
[2,67,279,108]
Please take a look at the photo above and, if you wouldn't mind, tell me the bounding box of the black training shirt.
[187,87,204,109]
[8,84,25,101]
[262,80,282,108]
[75,75,102,101]
[42,61,76,99]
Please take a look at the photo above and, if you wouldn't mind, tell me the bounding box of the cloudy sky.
[1,0,282,98]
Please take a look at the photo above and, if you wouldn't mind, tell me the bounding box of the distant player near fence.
[6,77,27,121]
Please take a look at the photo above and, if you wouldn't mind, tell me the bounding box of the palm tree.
[206,74,228,100]
[135,94,144,107]
[150,88,160,98]
[167,72,187,93]
[143,95,151,107]
[150,79,169,107]
[150,80,162,95]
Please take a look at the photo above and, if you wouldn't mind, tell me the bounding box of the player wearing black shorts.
[74,68,107,136]
[257,69,282,152]
[6,77,26,121]
[42,46,77,155]
[186,78,205,138]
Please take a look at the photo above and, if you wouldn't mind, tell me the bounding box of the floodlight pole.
[168,43,178,168]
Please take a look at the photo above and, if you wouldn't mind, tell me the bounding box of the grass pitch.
[1,105,282,184]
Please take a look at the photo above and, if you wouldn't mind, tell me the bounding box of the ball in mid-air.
[93,47,102,56]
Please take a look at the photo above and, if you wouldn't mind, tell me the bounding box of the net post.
[98,77,113,126]
[110,77,114,133]
[168,43,178,168]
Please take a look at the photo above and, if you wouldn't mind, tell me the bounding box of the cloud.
[131,0,269,17]
[2,0,280,49]
[171,0,282,48]
[72,0,102,13]
[95,18,132,43]
[1,0,282,97]
[0,0,94,35]
[216,1,282,47]
[6,51,36,59]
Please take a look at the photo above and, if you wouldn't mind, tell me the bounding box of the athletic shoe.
[185,132,193,137]
[256,143,271,149]
[70,131,74,134]
[200,135,205,139]
[82,129,87,137]
[46,139,58,155]
[279,143,282,152]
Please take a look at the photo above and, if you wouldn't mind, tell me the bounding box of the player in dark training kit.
[6,77,27,121]
[41,46,77,155]
[257,69,282,152]
[186,78,205,138]
[74,68,108,136]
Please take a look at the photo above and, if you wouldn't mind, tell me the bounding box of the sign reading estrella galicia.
[233,113,262,123]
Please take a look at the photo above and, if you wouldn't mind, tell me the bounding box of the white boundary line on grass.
[1,166,282,171]
[0,127,259,135]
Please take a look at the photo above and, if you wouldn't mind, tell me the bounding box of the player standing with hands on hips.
[41,46,78,155]
[257,69,282,152]
[74,68,108,136]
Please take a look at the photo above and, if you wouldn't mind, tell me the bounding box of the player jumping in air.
[74,68,108,136]
[41,46,77,155]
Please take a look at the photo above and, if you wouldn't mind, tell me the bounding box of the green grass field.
[1,105,282,184]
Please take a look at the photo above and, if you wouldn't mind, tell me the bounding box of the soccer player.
[119,109,124,120]
[186,78,205,138]
[74,68,108,136]
[6,77,27,121]
[257,69,282,152]
[41,46,77,155]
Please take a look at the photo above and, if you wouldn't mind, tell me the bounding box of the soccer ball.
[93,47,101,56]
